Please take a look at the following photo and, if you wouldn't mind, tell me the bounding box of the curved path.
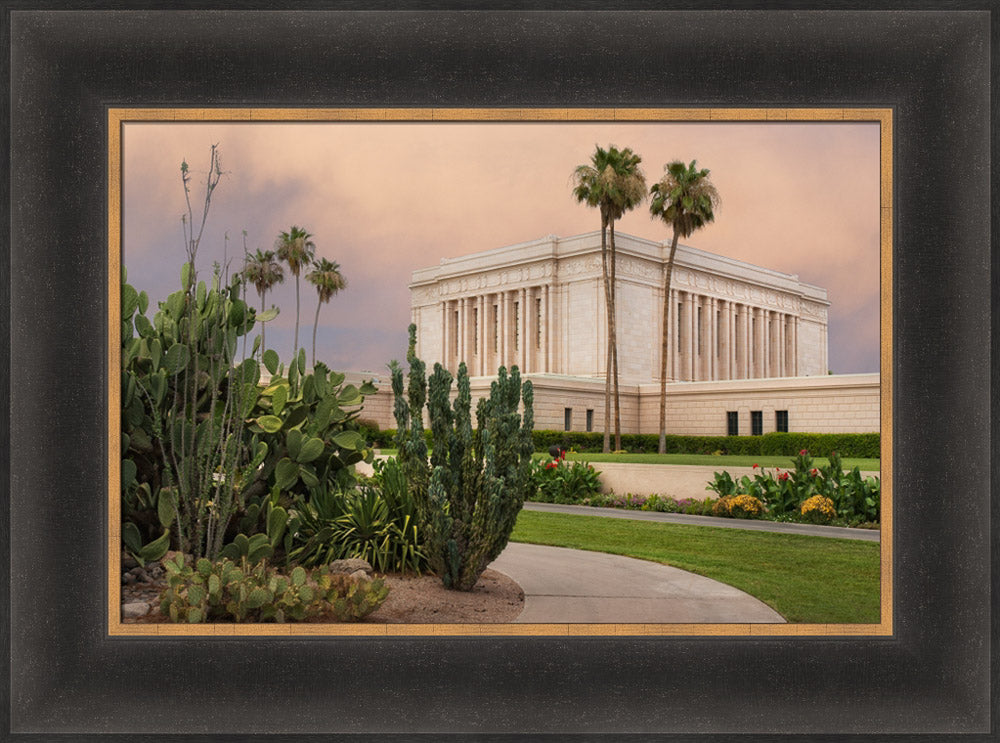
[489,542,785,624]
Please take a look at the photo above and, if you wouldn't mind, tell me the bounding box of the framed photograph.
[5,5,994,739]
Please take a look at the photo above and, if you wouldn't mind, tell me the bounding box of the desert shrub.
[159,553,388,623]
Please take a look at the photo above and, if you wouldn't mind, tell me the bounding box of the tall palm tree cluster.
[242,225,346,367]
[573,147,720,454]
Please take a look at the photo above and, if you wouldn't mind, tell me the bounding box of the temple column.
[729,302,745,379]
[756,309,767,378]
[517,287,532,373]
[456,298,465,368]
[708,297,717,380]
[791,315,799,375]
[498,291,507,370]
[668,289,678,381]
[729,302,740,379]
[441,301,448,369]
[777,312,786,376]
[475,295,484,375]
[719,299,729,380]
[683,292,695,380]
[543,284,552,373]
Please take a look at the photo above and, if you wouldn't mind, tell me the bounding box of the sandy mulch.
[122,567,524,625]
[363,569,524,624]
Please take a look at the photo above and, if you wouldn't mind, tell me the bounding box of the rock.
[122,601,149,618]
[128,566,145,577]
[122,572,136,585]
[326,558,374,578]
[349,569,369,582]
[135,569,151,583]
[122,552,139,570]
[163,551,192,566]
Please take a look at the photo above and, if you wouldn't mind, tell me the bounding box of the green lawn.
[558,451,880,471]
[510,510,882,624]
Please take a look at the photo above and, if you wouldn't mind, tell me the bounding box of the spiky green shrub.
[286,480,427,574]
[391,324,534,591]
[159,553,388,623]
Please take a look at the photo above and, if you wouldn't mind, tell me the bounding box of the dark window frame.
[751,410,763,436]
[727,411,739,436]
[776,409,789,433]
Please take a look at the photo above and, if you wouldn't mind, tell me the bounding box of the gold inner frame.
[108,107,893,637]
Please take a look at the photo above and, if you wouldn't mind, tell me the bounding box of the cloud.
[122,119,882,373]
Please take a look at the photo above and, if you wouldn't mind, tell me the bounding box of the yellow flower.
[801,495,836,523]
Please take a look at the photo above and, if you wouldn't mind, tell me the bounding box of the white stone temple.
[374,231,879,436]
[409,231,829,382]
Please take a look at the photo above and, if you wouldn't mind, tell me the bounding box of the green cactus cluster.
[121,261,378,564]
[159,553,388,623]
[392,324,534,591]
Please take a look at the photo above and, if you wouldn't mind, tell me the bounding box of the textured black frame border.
[4,5,994,740]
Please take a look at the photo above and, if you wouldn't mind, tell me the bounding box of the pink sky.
[122,120,881,375]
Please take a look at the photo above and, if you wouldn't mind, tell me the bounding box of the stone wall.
[353,370,880,436]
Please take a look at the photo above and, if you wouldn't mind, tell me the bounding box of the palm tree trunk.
[260,293,266,350]
[599,215,612,453]
[312,298,321,368]
[293,277,301,358]
[659,233,680,453]
[609,219,621,451]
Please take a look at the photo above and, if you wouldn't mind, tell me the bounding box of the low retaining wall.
[592,462,881,501]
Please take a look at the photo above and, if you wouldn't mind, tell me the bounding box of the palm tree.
[241,248,284,350]
[649,160,721,453]
[305,257,347,368]
[572,145,646,452]
[275,225,316,359]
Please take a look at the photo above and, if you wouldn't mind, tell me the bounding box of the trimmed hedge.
[530,430,880,459]
[367,427,880,459]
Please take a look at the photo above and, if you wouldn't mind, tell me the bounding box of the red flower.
[810,468,819,476]
[545,462,558,470]
[799,449,809,456]
[752,463,759,469]
[778,471,790,481]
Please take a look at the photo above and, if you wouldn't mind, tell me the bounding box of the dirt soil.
[365,569,524,623]
[122,568,524,625]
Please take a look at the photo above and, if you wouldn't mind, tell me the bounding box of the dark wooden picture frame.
[4,6,994,739]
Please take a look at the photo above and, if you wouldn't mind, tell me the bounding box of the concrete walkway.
[489,542,785,624]
[523,502,881,542]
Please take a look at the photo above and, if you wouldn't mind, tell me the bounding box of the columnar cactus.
[392,324,534,591]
